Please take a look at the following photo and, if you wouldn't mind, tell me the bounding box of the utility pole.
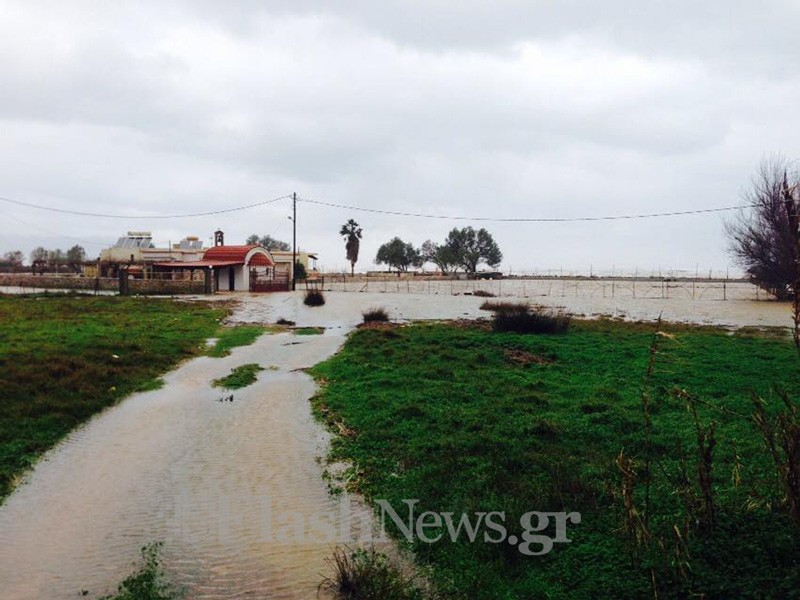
[292,192,297,291]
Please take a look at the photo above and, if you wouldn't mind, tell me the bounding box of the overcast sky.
[1,1,799,274]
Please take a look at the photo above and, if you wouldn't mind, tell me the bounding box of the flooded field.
[0,324,373,599]
[0,289,792,599]
[232,282,790,329]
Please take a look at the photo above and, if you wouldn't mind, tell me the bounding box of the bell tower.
[214,230,224,247]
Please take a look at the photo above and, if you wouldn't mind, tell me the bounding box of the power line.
[0,194,293,219]
[0,191,757,222]
[298,197,755,222]
[0,210,105,247]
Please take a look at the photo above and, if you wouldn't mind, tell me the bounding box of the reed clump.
[304,289,326,306]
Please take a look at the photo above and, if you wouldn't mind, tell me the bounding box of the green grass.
[294,327,325,336]
[206,325,268,357]
[212,363,264,389]
[310,320,800,599]
[0,295,226,501]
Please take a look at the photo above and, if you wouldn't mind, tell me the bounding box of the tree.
[2,250,24,268]
[65,245,86,274]
[30,247,48,263]
[443,226,502,275]
[420,239,457,274]
[294,260,307,280]
[340,219,362,276]
[246,234,291,251]
[375,237,421,274]
[725,158,797,299]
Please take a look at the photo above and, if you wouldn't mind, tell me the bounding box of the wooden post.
[118,269,129,296]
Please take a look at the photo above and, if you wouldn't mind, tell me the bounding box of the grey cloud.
[0,1,798,272]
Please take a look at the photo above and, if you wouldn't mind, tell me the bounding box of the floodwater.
[225,283,791,329]
[0,321,377,599]
[0,289,792,599]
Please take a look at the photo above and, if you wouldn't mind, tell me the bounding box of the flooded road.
[0,290,792,599]
[0,326,357,599]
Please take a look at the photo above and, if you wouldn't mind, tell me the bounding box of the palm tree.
[339,219,363,276]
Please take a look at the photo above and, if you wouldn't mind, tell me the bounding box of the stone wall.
[127,278,206,295]
[0,274,208,295]
[0,274,118,291]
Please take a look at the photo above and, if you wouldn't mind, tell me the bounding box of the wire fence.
[319,276,767,302]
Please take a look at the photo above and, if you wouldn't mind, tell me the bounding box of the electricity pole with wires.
[292,192,297,291]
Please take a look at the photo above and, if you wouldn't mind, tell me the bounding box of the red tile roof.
[203,245,259,263]
[152,260,240,268]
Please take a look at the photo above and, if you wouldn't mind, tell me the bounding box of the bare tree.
[66,245,86,274]
[339,219,362,276]
[2,250,24,269]
[725,158,797,299]
[781,172,800,351]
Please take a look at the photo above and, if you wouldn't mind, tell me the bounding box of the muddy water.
[224,286,792,329]
[0,290,791,599]
[0,328,377,599]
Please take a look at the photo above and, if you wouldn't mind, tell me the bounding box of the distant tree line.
[245,234,291,251]
[375,227,502,275]
[0,245,87,273]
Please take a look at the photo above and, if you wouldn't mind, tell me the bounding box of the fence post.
[204,269,213,295]
[118,270,129,296]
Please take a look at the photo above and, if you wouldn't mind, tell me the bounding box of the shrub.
[276,317,296,326]
[472,290,496,297]
[99,542,177,600]
[320,546,423,600]
[480,300,526,312]
[362,307,390,323]
[492,305,570,334]
[304,289,326,307]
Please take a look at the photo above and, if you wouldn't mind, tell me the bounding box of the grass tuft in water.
[212,363,264,389]
[362,308,390,323]
[320,546,424,600]
[98,542,179,600]
[304,289,326,306]
[207,325,267,357]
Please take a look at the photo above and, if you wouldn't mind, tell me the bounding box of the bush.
[472,290,496,297]
[304,289,326,306]
[362,307,390,323]
[320,546,423,600]
[276,317,295,326]
[480,300,527,312]
[492,305,570,334]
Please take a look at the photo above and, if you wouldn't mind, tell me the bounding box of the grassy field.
[0,294,228,501]
[310,319,800,599]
